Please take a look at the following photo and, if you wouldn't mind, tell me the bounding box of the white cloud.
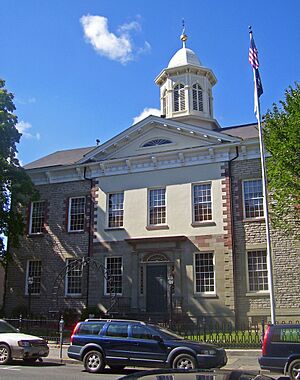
[80,15,150,64]
[16,121,40,140]
[15,96,36,105]
[133,108,161,124]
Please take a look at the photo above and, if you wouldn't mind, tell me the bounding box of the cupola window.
[174,84,185,112]
[142,139,172,147]
[192,83,203,111]
[162,89,168,116]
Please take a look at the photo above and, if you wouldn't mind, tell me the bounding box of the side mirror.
[152,335,163,342]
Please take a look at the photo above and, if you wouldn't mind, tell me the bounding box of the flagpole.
[249,27,276,324]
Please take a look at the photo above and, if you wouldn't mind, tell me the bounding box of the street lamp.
[27,276,34,317]
[168,275,174,329]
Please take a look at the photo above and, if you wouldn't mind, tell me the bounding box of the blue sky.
[1,0,299,165]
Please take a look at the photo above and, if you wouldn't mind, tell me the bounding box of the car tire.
[172,353,197,370]
[83,350,105,373]
[288,359,300,380]
[109,364,125,371]
[0,343,11,365]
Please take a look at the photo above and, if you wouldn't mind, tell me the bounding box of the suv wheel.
[288,359,300,380]
[83,350,105,373]
[172,353,196,370]
[0,344,11,365]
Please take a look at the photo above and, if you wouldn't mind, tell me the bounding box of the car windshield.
[152,325,184,340]
[0,320,18,333]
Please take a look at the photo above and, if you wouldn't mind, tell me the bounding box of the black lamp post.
[27,276,33,317]
[168,274,174,329]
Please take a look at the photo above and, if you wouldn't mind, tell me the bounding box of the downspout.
[228,146,239,326]
[84,166,93,310]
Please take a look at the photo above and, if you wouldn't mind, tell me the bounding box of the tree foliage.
[0,79,37,258]
[263,83,300,233]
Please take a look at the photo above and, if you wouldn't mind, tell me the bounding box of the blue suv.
[259,324,300,379]
[67,319,227,373]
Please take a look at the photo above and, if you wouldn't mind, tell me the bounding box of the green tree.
[263,83,300,234]
[0,79,36,258]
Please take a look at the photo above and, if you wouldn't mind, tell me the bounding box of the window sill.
[65,294,83,298]
[193,293,218,299]
[103,294,122,298]
[27,233,44,238]
[242,217,265,223]
[246,292,270,297]
[104,227,125,231]
[191,221,216,227]
[67,230,85,234]
[146,225,169,231]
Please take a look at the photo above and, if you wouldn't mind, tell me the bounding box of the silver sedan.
[0,319,49,365]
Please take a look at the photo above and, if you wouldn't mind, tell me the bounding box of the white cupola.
[155,29,218,130]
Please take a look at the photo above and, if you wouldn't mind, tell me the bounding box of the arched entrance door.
[146,254,168,313]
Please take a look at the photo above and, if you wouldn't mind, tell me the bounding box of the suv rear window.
[272,327,300,343]
[77,322,105,335]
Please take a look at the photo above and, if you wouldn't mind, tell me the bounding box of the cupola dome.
[168,47,202,68]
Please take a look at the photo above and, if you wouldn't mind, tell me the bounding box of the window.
[142,139,172,147]
[108,192,124,228]
[174,84,185,111]
[105,257,123,295]
[132,325,153,340]
[193,183,212,222]
[243,179,264,219]
[29,201,45,234]
[192,83,203,111]
[247,250,269,292]
[149,188,166,225]
[68,197,85,232]
[106,322,129,338]
[26,260,42,295]
[77,322,105,335]
[208,89,213,116]
[66,259,83,295]
[195,252,215,293]
[272,327,300,343]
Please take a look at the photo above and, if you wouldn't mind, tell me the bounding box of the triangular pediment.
[78,115,240,164]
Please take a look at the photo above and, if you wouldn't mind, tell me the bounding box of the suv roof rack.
[84,318,146,324]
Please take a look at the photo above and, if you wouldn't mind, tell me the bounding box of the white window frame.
[173,83,185,112]
[107,192,124,228]
[104,256,123,296]
[25,260,42,295]
[246,250,269,293]
[65,259,83,296]
[29,201,45,234]
[242,179,264,219]
[194,252,216,295]
[192,182,213,223]
[148,187,167,226]
[192,83,203,111]
[68,196,86,232]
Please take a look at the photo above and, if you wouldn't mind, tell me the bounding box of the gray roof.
[24,146,96,170]
[24,123,258,170]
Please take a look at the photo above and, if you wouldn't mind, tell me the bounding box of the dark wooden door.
[146,265,167,313]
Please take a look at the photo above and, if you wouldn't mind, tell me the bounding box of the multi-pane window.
[26,260,42,295]
[105,257,123,295]
[243,179,264,218]
[108,193,124,228]
[193,184,212,222]
[149,188,166,225]
[192,83,203,111]
[208,89,213,116]
[174,84,185,111]
[162,89,168,116]
[68,197,85,232]
[247,250,269,292]
[66,259,83,295]
[29,201,45,234]
[194,252,215,293]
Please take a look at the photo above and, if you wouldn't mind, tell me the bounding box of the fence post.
[59,316,64,361]
[261,319,265,344]
[203,316,206,342]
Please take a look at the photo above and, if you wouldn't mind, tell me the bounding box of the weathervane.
[180,19,188,48]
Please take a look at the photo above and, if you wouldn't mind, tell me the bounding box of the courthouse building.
[4,32,299,325]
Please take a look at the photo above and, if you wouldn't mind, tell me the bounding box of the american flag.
[249,29,263,119]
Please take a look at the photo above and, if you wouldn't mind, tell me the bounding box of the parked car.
[259,323,300,379]
[0,319,49,365]
[118,369,276,380]
[67,319,227,373]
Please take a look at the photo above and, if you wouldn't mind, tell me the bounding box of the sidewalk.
[47,344,262,371]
